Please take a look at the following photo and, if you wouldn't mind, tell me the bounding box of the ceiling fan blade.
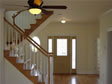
[42,6,67,9]
[24,6,29,7]
[41,8,48,14]
[4,4,24,7]
[4,4,28,7]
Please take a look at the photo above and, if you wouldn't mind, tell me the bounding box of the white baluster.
[21,37,25,63]
[23,40,26,69]
[11,28,15,56]
[11,27,13,43]
[15,31,18,57]
[29,44,32,70]
[50,57,53,84]
[33,47,35,65]
[17,34,23,62]
[40,53,43,82]
[28,42,31,69]
[38,51,40,72]
[15,31,17,45]
[8,24,10,51]
[25,40,28,69]
[22,12,24,30]
[4,22,8,50]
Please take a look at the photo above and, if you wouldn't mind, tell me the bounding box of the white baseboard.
[98,79,104,84]
[77,72,98,75]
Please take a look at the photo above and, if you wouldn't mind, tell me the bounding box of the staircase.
[4,11,53,84]
[5,10,53,35]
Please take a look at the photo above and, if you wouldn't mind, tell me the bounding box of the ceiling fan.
[6,0,67,14]
[27,0,67,14]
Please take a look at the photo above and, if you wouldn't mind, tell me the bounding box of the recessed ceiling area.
[2,0,112,23]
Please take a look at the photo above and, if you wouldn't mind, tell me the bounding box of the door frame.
[71,36,77,74]
[48,36,77,74]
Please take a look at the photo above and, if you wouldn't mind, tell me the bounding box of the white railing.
[4,18,53,84]
[5,10,42,31]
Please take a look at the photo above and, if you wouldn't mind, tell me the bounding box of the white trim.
[77,72,98,74]
[47,34,76,37]
[107,27,112,32]
[101,9,112,17]
[30,14,55,36]
[0,8,5,84]
[98,78,104,84]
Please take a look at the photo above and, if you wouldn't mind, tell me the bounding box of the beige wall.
[5,59,33,84]
[0,8,5,84]
[99,9,112,84]
[5,11,42,30]
[33,22,99,74]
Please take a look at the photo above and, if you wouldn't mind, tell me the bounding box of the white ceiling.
[2,0,112,23]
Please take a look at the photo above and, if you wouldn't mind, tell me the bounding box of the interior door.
[54,36,70,74]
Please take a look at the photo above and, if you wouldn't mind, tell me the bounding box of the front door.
[54,36,70,74]
[48,36,77,74]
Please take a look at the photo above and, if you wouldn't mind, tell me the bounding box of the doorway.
[48,36,77,74]
[107,31,112,84]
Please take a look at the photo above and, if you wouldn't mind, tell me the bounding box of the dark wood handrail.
[13,21,53,56]
[11,10,53,56]
[12,10,53,36]
[13,11,53,55]
[25,11,53,35]
[4,17,24,35]
[4,14,53,84]
[12,9,28,19]
[4,17,53,57]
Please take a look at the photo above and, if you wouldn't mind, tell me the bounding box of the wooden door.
[54,36,71,74]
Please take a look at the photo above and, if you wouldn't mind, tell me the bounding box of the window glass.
[72,39,76,69]
[57,39,67,56]
[48,39,53,53]
[31,36,40,52]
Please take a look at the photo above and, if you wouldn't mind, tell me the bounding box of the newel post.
[48,55,50,84]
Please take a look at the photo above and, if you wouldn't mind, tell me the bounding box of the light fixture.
[61,20,66,23]
[29,8,42,15]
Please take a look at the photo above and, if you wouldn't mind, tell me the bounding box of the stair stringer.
[30,12,55,37]
[4,10,54,84]
[5,59,33,84]
[24,11,54,36]
[4,50,45,84]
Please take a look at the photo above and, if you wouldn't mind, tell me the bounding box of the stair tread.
[36,82,45,84]
[3,12,54,84]
[4,50,40,84]
[24,11,53,35]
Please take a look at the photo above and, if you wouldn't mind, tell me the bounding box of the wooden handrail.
[12,10,53,36]
[13,21,53,56]
[4,14,53,84]
[13,13,53,55]
[12,10,53,56]
[28,36,53,55]
[4,17,53,57]
[12,9,28,19]
[4,18,24,35]
[25,11,53,35]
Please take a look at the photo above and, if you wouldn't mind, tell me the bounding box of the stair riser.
[4,50,40,84]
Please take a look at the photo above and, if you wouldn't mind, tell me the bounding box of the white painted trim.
[5,60,33,84]
[47,34,76,37]
[30,14,55,37]
[77,72,98,75]
[101,9,112,17]
[0,8,5,84]
[98,78,104,84]
[46,33,77,37]
[107,27,112,32]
